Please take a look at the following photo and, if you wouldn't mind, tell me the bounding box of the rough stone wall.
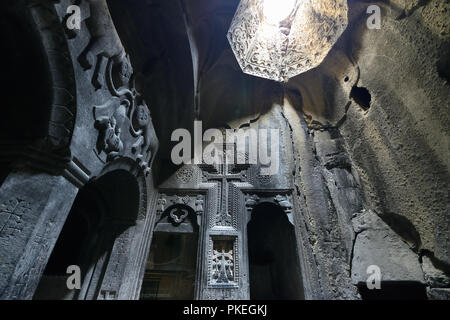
[343,0,449,263]
[285,0,449,298]
[4,0,443,300]
[281,100,361,299]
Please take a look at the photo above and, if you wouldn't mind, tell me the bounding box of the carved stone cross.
[202,162,247,227]
[212,248,234,284]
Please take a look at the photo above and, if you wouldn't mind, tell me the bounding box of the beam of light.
[263,0,297,24]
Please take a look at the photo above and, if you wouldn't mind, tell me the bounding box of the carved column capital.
[244,194,260,212]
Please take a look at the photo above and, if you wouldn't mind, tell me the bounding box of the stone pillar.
[0,171,78,299]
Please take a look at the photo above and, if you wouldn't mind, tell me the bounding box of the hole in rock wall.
[437,56,450,83]
[350,86,371,110]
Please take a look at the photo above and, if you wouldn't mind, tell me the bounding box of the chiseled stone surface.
[227,0,348,81]
[0,0,159,300]
[285,0,449,292]
[0,0,448,300]
[288,0,450,267]
[0,172,78,299]
[351,210,425,284]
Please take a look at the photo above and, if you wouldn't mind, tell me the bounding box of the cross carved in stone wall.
[202,144,247,227]
[212,248,234,284]
[203,163,246,227]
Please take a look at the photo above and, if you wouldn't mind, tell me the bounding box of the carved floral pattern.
[176,167,194,184]
[227,0,348,81]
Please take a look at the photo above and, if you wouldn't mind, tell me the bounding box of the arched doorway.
[140,204,199,300]
[247,202,304,300]
[33,169,140,300]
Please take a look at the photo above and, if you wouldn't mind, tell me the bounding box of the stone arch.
[142,202,200,300]
[0,0,160,300]
[34,163,150,300]
[97,158,149,219]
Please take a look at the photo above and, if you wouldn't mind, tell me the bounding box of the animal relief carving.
[85,26,157,174]
[95,115,123,161]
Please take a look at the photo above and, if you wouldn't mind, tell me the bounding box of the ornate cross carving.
[212,247,234,284]
[202,163,247,227]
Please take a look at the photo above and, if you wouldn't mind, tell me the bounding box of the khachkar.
[156,147,294,300]
[200,159,251,300]
[0,0,158,299]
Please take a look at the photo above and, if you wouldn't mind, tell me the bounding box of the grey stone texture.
[0,0,448,300]
[0,172,78,299]
[0,0,159,300]
[351,210,425,284]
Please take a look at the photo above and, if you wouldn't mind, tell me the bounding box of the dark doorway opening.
[248,202,304,300]
[140,205,199,300]
[33,170,140,300]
